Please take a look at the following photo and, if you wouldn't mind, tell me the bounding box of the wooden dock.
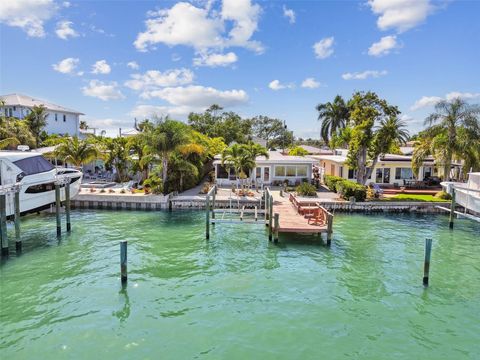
[271,192,331,234]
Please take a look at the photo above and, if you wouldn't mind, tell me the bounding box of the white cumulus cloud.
[368,35,400,57]
[193,52,238,67]
[55,20,78,40]
[127,61,139,70]
[91,60,111,74]
[125,68,194,94]
[341,70,387,80]
[283,5,295,24]
[411,92,480,110]
[82,80,125,101]
[313,37,334,59]
[301,78,320,89]
[368,0,434,33]
[0,0,58,37]
[134,0,263,54]
[52,57,80,75]
[268,80,294,91]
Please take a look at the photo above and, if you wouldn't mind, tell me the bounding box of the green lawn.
[381,194,450,202]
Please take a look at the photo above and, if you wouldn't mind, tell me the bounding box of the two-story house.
[1,93,83,136]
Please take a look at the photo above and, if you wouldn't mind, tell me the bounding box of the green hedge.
[325,175,367,202]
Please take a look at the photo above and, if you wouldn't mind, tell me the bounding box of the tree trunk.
[356,146,368,185]
[365,157,379,185]
[444,151,452,181]
[162,157,168,189]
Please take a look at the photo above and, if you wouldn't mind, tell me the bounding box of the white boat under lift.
[439,172,480,224]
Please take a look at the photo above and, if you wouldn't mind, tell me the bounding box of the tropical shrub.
[324,175,345,192]
[143,175,163,195]
[435,191,452,200]
[296,182,317,197]
[336,180,367,202]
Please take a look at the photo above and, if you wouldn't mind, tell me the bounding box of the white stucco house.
[0,93,83,136]
[311,149,461,185]
[214,150,317,187]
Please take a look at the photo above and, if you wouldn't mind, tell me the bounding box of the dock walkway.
[271,192,329,234]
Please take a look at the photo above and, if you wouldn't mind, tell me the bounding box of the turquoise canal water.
[0,210,479,359]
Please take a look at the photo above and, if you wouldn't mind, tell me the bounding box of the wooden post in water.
[0,193,8,256]
[14,189,21,252]
[268,195,273,241]
[205,192,210,240]
[423,238,432,286]
[211,186,216,222]
[274,213,279,243]
[168,200,172,212]
[55,184,61,237]
[449,188,456,229]
[120,241,127,284]
[264,191,269,225]
[65,181,71,232]
[326,213,333,246]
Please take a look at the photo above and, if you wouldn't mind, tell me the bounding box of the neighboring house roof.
[310,154,348,163]
[399,146,414,155]
[120,128,140,136]
[213,150,316,165]
[0,93,84,115]
[299,145,332,155]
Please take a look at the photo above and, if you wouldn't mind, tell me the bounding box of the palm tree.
[145,120,189,191]
[418,98,480,180]
[79,121,89,130]
[0,137,19,150]
[25,105,48,148]
[316,95,350,146]
[127,135,154,183]
[55,136,100,168]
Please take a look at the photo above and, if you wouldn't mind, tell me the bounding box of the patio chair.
[372,183,384,198]
[306,207,326,226]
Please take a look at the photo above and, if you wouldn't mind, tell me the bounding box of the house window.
[13,106,16,111]
[256,167,261,179]
[275,166,286,177]
[348,169,357,179]
[55,113,58,121]
[330,164,335,176]
[395,168,413,180]
[286,166,296,177]
[296,165,307,177]
[63,114,66,122]
[4,109,7,116]
[339,166,344,178]
[8,108,12,117]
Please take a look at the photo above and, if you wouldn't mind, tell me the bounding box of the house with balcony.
[0,93,83,137]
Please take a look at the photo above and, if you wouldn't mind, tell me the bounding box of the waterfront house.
[213,150,317,187]
[0,93,83,137]
[311,149,446,186]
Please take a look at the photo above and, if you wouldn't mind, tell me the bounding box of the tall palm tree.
[55,136,100,168]
[145,120,189,190]
[25,105,48,148]
[419,98,480,180]
[316,95,350,146]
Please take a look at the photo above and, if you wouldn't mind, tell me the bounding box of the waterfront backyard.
[0,210,479,359]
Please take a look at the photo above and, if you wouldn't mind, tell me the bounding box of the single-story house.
[213,151,317,187]
[311,149,444,186]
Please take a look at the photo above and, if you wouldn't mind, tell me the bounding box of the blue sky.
[1,0,479,137]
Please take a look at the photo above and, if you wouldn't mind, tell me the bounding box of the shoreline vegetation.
[1,93,479,203]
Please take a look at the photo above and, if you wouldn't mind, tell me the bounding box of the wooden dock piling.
[423,238,432,286]
[205,192,210,239]
[449,189,456,229]
[0,194,8,256]
[326,213,333,246]
[264,191,269,225]
[120,241,128,283]
[55,184,61,237]
[65,181,71,232]
[211,186,216,221]
[268,195,273,241]
[274,213,279,243]
[14,189,21,251]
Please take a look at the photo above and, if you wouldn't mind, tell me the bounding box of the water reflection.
[113,284,130,323]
